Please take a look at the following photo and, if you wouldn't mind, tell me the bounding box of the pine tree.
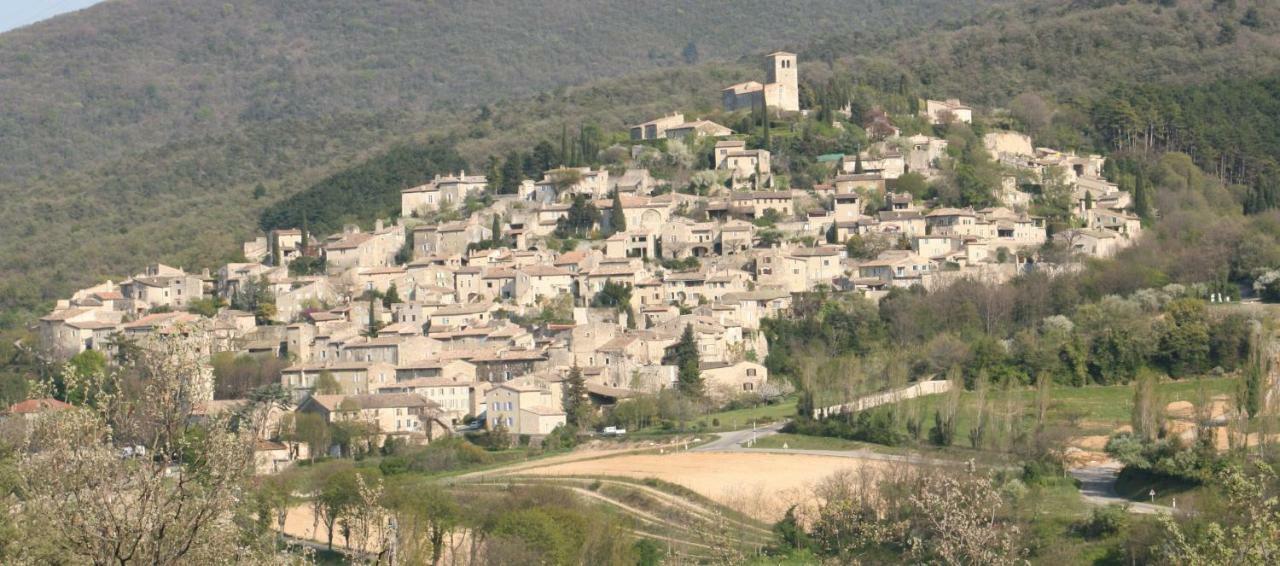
[609,191,627,234]
[665,324,703,397]
[563,364,590,427]
[681,41,699,65]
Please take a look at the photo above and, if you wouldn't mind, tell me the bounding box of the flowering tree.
[9,331,292,564]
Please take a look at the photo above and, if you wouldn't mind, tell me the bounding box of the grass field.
[888,377,1239,442]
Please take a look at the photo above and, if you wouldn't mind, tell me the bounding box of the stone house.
[273,277,337,323]
[324,221,404,271]
[724,191,791,220]
[429,302,497,330]
[630,112,685,140]
[756,245,846,293]
[339,335,437,365]
[1054,228,1122,258]
[400,171,488,217]
[833,192,864,222]
[876,210,926,238]
[858,252,936,286]
[701,361,768,402]
[38,307,123,360]
[299,393,450,446]
[719,289,791,331]
[484,378,565,435]
[469,348,550,382]
[514,264,575,307]
[665,119,733,140]
[923,98,973,124]
[377,377,477,425]
[833,173,885,194]
[120,264,205,314]
[715,141,772,185]
[280,360,397,399]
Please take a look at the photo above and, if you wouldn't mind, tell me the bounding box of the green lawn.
[700,396,798,432]
[632,396,798,435]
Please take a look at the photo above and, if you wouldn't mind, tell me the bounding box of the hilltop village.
[33,53,1143,469]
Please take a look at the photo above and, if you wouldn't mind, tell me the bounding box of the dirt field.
[512,451,894,521]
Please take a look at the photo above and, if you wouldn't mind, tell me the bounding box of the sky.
[0,0,104,33]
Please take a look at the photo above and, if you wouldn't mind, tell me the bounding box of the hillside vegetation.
[0,0,999,326]
[4,0,1280,326]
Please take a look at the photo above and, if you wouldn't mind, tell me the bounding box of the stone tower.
[765,51,799,112]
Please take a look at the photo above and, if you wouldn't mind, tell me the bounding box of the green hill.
[0,0,1000,325]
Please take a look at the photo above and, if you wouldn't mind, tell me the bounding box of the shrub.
[784,407,906,446]
[1075,505,1128,539]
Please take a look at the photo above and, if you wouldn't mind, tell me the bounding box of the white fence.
[812,380,952,420]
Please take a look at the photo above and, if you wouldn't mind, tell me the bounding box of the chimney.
[375,219,384,232]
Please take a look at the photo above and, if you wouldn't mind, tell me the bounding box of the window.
[747,369,757,377]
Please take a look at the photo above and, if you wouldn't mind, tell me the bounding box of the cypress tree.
[563,364,590,427]
[1244,328,1266,418]
[486,156,503,195]
[761,105,772,150]
[559,124,569,166]
[665,324,704,397]
[491,214,502,244]
[365,293,381,337]
[270,232,282,267]
[610,192,627,234]
[1132,170,1151,221]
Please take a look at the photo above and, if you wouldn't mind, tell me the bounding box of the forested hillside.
[0,0,993,186]
[0,0,1000,326]
[820,0,1280,105]
[4,0,1280,327]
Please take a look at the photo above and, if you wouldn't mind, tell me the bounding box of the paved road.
[1068,464,1171,515]
[694,422,972,467]
[692,421,787,451]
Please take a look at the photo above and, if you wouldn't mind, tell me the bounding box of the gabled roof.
[519,265,573,277]
[6,398,72,414]
[308,393,438,412]
[432,302,494,316]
